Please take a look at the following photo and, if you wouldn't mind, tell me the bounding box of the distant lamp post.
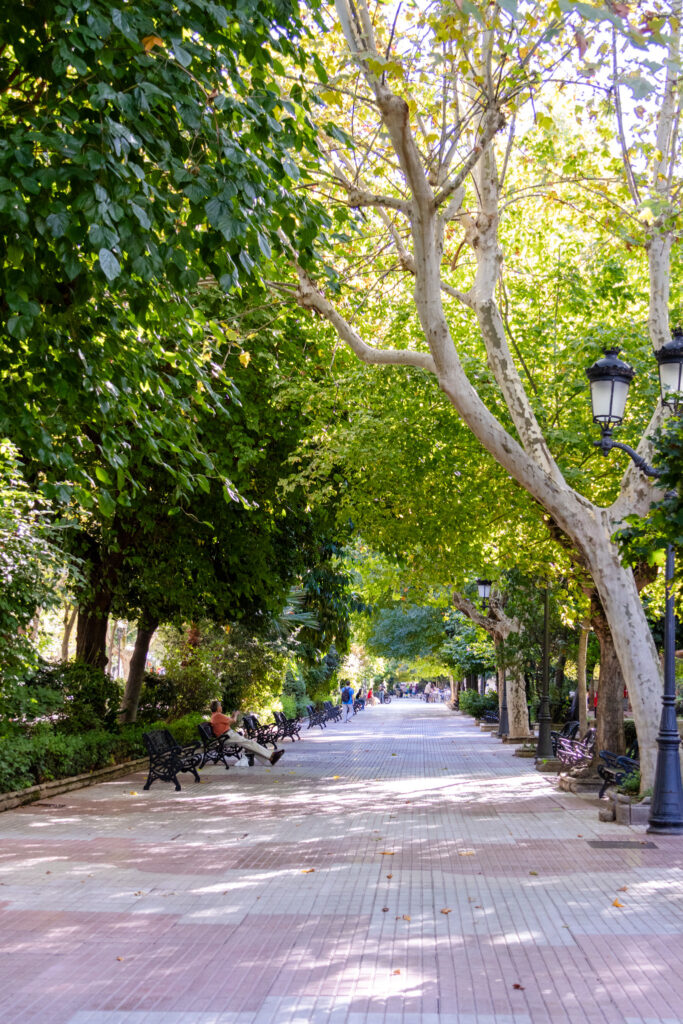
[535,585,554,759]
[477,578,492,609]
[586,337,683,835]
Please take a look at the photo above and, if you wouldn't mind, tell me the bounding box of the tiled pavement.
[1,703,683,1024]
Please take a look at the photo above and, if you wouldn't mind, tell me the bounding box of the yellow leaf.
[239,351,251,367]
[301,868,315,874]
[129,791,138,795]
[380,851,395,856]
[638,208,655,225]
[141,35,164,52]
[529,871,538,876]
[402,914,411,921]
[612,898,624,907]
[458,850,475,856]
[440,908,452,914]
[332,775,340,779]
[116,956,124,961]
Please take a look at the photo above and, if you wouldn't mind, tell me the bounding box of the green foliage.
[0,443,71,692]
[458,689,498,719]
[282,667,309,717]
[619,769,641,796]
[0,0,323,342]
[366,604,448,662]
[616,415,683,566]
[27,662,122,733]
[442,612,496,676]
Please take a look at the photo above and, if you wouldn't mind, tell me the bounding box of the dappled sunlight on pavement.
[1,702,683,1023]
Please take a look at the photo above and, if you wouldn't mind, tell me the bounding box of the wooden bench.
[598,741,639,798]
[142,729,202,791]
[197,721,251,770]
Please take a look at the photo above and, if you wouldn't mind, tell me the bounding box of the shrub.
[136,672,177,722]
[27,662,122,733]
[0,712,206,794]
[280,693,298,720]
[282,668,308,717]
[619,769,641,796]
[458,689,498,718]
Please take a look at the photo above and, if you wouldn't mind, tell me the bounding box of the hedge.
[0,712,205,794]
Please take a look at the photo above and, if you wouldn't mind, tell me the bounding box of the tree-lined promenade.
[1,2,683,814]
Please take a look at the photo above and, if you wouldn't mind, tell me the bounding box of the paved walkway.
[2,702,683,1024]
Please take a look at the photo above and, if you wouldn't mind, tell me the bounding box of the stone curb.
[0,757,147,814]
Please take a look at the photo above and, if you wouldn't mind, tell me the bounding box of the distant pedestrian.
[379,682,386,704]
[340,681,355,722]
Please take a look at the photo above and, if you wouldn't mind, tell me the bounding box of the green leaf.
[98,248,121,281]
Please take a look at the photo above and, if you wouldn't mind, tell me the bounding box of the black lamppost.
[586,332,683,835]
[476,578,492,697]
[535,585,554,758]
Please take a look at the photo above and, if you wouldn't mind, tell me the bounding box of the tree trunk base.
[535,758,562,772]
[557,772,601,794]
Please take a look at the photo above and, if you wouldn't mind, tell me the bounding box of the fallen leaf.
[116,956,124,961]
[512,983,525,990]
[440,908,452,914]
[392,969,401,975]
[380,851,395,856]
[382,907,389,912]
[529,871,538,876]
[618,886,628,892]
[612,898,624,907]
[386,874,393,879]
[458,850,475,856]
[332,775,340,779]
[129,791,138,795]
[474,905,482,909]
[141,35,164,52]
[301,868,315,874]
[402,914,411,921]
[391,753,397,756]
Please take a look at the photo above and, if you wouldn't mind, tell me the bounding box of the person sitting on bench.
[210,700,285,766]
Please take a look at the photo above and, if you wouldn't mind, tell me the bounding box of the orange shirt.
[211,711,234,737]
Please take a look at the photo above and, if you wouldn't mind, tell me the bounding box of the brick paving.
[1,701,683,1024]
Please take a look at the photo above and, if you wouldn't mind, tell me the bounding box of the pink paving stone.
[1,702,683,1023]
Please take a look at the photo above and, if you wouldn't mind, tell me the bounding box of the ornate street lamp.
[477,578,492,609]
[655,327,683,412]
[586,337,683,835]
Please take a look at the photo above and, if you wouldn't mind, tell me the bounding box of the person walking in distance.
[340,680,355,722]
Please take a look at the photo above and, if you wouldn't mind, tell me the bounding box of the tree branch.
[293,265,437,372]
